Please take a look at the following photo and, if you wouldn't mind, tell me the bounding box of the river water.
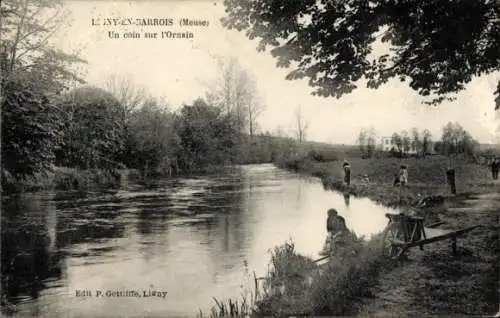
[1,164,399,317]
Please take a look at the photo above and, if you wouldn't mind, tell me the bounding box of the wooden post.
[446,168,456,195]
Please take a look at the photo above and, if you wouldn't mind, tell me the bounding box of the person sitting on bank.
[326,208,347,234]
[322,208,350,255]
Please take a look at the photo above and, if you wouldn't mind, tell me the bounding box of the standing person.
[493,158,499,180]
[343,161,351,186]
[399,164,408,186]
[490,158,496,180]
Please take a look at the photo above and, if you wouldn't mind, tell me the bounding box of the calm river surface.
[1,164,399,317]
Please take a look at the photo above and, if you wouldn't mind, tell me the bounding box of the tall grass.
[198,260,262,318]
[253,235,391,316]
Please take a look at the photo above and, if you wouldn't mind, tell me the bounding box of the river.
[1,164,399,317]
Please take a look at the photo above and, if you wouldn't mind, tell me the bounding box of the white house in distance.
[379,136,419,154]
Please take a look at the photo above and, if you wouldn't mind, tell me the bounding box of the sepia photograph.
[1,0,499,317]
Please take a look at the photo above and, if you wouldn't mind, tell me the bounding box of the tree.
[2,79,63,182]
[56,86,125,170]
[440,122,478,195]
[176,98,239,170]
[244,76,265,138]
[222,0,500,110]
[294,104,309,143]
[126,97,181,175]
[206,56,263,136]
[357,127,377,158]
[440,121,479,164]
[103,74,148,126]
[1,0,85,93]
[422,129,433,157]
[391,132,403,156]
[401,130,411,155]
[356,130,367,157]
[1,0,85,191]
[411,128,422,156]
[366,127,377,158]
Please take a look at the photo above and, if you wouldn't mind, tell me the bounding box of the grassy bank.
[276,154,500,208]
[271,153,499,316]
[1,163,237,195]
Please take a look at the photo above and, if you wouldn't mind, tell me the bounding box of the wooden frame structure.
[381,212,482,259]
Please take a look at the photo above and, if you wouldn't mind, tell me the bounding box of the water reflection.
[1,193,64,312]
[1,164,400,317]
[343,193,351,208]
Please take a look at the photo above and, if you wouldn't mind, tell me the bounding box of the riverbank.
[355,192,499,316]
[276,155,500,208]
[1,167,128,195]
[269,155,499,316]
[0,163,254,196]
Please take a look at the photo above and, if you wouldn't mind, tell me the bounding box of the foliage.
[1,78,63,180]
[251,236,388,316]
[206,57,264,137]
[391,132,403,155]
[1,0,85,192]
[176,98,240,171]
[221,0,500,109]
[357,127,377,158]
[357,130,367,156]
[55,86,125,170]
[439,122,479,161]
[388,128,433,157]
[0,0,85,93]
[422,129,433,157]
[294,104,309,143]
[401,129,411,154]
[124,97,181,175]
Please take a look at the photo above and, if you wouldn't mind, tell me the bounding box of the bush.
[307,148,339,162]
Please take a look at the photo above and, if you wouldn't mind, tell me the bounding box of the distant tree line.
[389,128,433,158]
[355,123,479,161]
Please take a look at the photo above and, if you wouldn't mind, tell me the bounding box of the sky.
[51,0,500,145]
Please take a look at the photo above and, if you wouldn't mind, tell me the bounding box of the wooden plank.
[385,213,424,221]
[426,221,446,228]
[313,255,330,263]
[396,225,482,249]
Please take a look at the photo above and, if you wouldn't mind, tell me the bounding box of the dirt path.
[354,193,500,317]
